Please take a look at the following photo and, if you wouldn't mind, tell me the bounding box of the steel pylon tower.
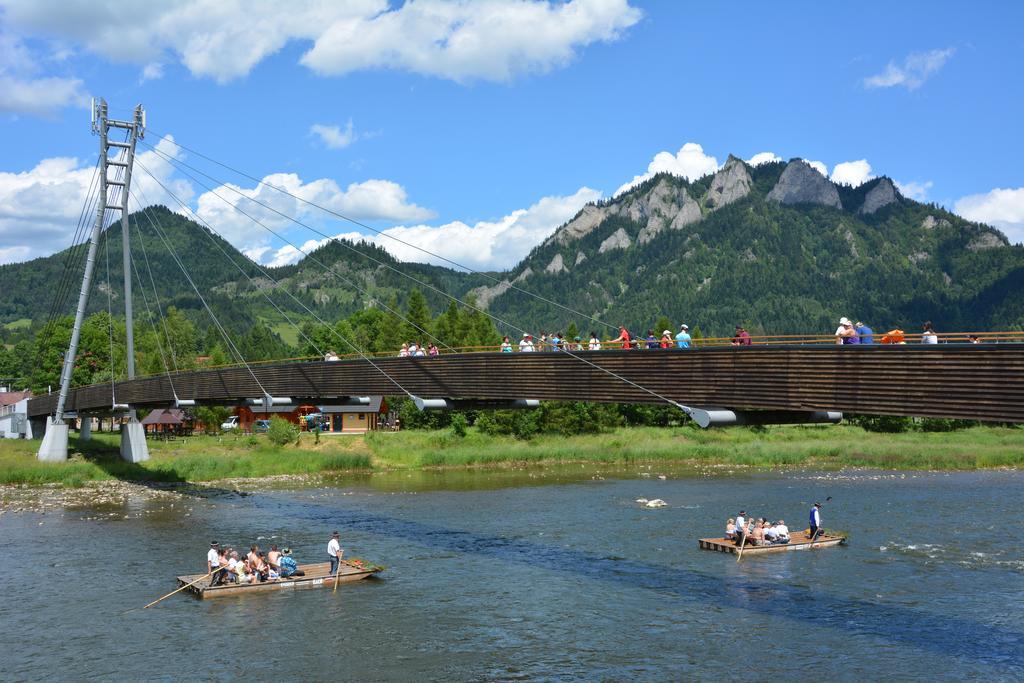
[39,98,145,461]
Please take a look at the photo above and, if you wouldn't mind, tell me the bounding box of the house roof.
[318,396,384,414]
[0,390,32,407]
[248,405,303,414]
[141,408,186,425]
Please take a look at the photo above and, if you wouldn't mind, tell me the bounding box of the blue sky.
[2,0,1023,268]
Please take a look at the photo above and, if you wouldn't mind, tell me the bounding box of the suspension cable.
[130,173,416,399]
[138,150,454,353]
[126,220,179,399]
[132,200,273,399]
[103,222,118,406]
[137,158,684,411]
[141,134,620,333]
[129,172,324,358]
[40,157,101,333]
[131,207,182,377]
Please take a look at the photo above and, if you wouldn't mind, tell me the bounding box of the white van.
[221,415,240,430]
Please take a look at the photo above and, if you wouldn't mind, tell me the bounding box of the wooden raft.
[698,531,846,555]
[176,561,381,599]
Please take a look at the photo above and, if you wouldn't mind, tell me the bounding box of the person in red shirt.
[659,330,672,348]
[611,326,632,350]
[732,325,752,346]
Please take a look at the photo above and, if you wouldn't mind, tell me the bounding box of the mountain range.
[1,156,1022,344]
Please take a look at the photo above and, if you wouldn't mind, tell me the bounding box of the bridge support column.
[78,416,91,441]
[120,419,149,463]
[38,419,69,462]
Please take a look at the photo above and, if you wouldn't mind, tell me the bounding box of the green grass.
[0,432,370,487]
[3,318,31,331]
[3,424,1023,488]
[269,322,300,348]
[365,424,1024,471]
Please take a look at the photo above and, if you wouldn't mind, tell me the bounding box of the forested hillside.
[2,155,1023,390]
[476,158,1024,335]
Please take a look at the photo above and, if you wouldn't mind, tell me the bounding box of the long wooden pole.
[736,527,749,562]
[144,570,213,609]
[332,555,342,594]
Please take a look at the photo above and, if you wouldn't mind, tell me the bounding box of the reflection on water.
[1,467,1022,680]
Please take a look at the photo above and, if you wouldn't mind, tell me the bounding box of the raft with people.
[177,560,383,598]
[698,530,846,555]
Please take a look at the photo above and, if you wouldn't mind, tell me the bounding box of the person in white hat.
[835,317,853,344]
[518,333,535,352]
[675,324,692,349]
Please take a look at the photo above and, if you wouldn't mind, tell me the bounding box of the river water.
[2,465,1022,681]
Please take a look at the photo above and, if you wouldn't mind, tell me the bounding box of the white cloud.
[243,245,272,262]
[615,143,719,196]
[310,120,357,150]
[2,0,641,84]
[140,62,164,83]
[802,159,828,177]
[831,159,873,187]
[260,186,602,270]
[0,135,192,263]
[955,187,1024,244]
[894,180,933,202]
[0,74,89,115]
[0,31,89,115]
[0,246,31,264]
[747,152,782,166]
[302,0,642,83]
[128,135,196,212]
[864,47,955,91]
[194,173,435,253]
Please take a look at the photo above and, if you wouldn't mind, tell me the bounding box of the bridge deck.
[27,344,1024,423]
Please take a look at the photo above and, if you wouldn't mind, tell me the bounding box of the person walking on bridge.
[327,531,344,575]
[675,324,691,349]
[809,502,822,540]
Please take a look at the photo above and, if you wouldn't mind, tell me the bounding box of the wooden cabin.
[319,397,387,434]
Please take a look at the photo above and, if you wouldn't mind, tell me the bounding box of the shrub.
[918,418,979,432]
[267,416,299,446]
[847,414,913,433]
[450,413,467,438]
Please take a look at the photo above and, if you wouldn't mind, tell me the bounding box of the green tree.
[434,301,462,348]
[194,405,232,434]
[267,415,300,445]
[403,289,433,344]
[566,321,580,343]
[654,315,672,337]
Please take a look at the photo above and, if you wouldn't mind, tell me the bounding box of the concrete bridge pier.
[38,419,69,462]
[78,416,91,441]
[119,418,149,463]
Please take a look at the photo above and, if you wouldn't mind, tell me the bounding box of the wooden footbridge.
[27,343,1024,424]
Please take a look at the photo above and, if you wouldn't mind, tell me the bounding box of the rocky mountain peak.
[705,155,752,210]
[858,177,899,215]
[766,159,843,209]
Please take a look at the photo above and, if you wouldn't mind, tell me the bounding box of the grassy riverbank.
[1,424,1022,487]
[0,432,371,487]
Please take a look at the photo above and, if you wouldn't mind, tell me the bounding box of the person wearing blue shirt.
[809,502,822,540]
[278,548,305,577]
[675,324,692,349]
[855,321,874,344]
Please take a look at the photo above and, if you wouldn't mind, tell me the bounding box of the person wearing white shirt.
[588,332,601,351]
[519,334,535,352]
[207,541,226,586]
[774,521,790,544]
[734,512,746,545]
[327,531,344,575]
